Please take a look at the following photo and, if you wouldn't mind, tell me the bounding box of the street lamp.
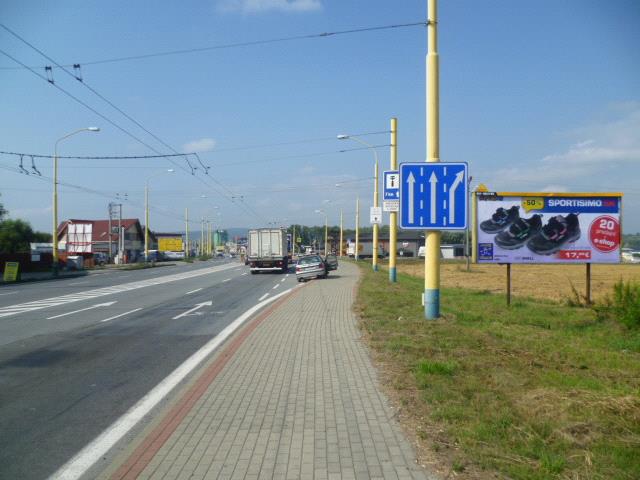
[52,127,100,275]
[338,134,380,271]
[144,169,174,262]
[315,209,328,255]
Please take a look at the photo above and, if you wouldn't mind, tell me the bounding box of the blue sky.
[1,0,639,233]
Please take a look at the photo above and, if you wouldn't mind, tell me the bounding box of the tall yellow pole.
[52,153,59,275]
[324,214,328,255]
[471,191,478,263]
[372,159,379,271]
[292,224,296,256]
[389,117,398,282]
[425,0,441,319]
[185,207,189,258]
[355,197,360,261]
[340,209,343,257]
[144,183,149,262]
[201,218,204,256]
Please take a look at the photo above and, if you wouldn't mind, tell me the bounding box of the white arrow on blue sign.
[399,162,468,230]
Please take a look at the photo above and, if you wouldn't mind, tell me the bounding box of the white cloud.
[494,104,640,191]
[218,0,322,13]
[183,138,216,153]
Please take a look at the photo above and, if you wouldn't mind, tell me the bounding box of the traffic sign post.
[370,206,382,225]
[399,162,468,230]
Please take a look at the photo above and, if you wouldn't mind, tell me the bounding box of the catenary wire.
[0,22,426,70]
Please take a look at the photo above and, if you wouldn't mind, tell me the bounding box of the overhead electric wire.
[0,22,426,70]
[0,39,266,223]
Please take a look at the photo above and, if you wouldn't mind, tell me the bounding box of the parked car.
[94,252,109,266]
[324,254,338,272]
[163,250,185,260]
[295,254,327,282]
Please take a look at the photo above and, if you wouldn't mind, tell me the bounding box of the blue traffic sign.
[399,162,468,230]
[383,170,399,200]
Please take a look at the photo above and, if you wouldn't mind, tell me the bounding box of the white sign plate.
[370,206,382,225]
[383,200,399,212]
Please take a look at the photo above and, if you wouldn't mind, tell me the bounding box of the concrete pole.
[355,197,360,261]
[425,0,441,319]
[185,207,189,258]
[389,117,398,282]
[372,157,379,271]
[52,153,59,275]
[144,184,149,262]
[324,214,328,255]
[340,209,344,257]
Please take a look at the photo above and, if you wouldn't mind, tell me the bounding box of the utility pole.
[389,117,398,282]
[355,197,360,261]
[118,205,123,263]
[340,209,343,257]
[425,0,441,319]
[201,218,204,256]
[185,207,189,258]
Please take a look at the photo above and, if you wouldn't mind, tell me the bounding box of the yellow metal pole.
[144,183,149,262]
[292,224,296,256]
[471,191,478,263]
[340,209,344,257]
[52,153,59,275]
[425,0,441,319]
[389,117,398,282]
[324,214,328,255]
[185,207,189,258]
[355,197,360,261]
[201,218,204,256]
[373,158,379,271]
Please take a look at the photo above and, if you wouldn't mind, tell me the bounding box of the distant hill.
[623,233,640,250]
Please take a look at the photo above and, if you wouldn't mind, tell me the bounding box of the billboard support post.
[586,263,591,305]
[506,263,511,306]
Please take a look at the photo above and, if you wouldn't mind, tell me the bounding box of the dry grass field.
[392,261,640,303]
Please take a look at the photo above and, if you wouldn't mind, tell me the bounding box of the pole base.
[372,264,378,272]
[389,267,397,282]
[424,288,440,319]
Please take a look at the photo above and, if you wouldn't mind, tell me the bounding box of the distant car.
[622,251,640,264]
[94,252,109,266]
[295,254,327,282]
[324,254,338,272]
[163,250,185,260]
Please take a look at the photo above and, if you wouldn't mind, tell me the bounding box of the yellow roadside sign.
[158,237,183,252]
[3,262,19,282]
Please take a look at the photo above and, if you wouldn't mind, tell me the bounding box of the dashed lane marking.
[272,283,280,290]
[258,293,269,301]
[100,308,143,323]
[222,278,231,283]
[185,288,203,295]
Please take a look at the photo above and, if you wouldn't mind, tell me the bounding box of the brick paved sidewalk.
[105,262,437,480]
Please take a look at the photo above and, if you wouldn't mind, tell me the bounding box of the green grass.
[355,264,640,480]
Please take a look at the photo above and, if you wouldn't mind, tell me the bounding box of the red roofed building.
[57,218,149,262]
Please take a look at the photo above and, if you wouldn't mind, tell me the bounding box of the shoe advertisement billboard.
[476,193,622,264]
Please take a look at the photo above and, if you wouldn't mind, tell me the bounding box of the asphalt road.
[0,259,298,480]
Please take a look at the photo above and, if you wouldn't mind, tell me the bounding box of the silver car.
[295,254,326,282]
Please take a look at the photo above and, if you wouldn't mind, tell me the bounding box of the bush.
[597,280,640,328]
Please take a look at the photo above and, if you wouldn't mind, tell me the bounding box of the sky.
[1,0,639,233]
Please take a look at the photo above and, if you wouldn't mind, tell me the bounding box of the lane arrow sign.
[407,172,416,223]
[448,170,465,224]
[47,301,117,320]
[429,171,438,224]
[173,301,213,320]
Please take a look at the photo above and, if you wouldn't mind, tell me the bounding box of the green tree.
[0,194,7,221]
[0,219,35,253]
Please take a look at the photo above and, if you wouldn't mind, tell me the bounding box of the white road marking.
[222,278,231,283]
[172,301,212,320]
[258,293,269,301]
[0,263,237,319]
[0,291,18,296]
[46,301,117,320]
[272,283,280,290]
[69,281,89,286]
[185,288,203,295]
[241,272,248,276]
[280,278,286,283]
[50,285,299,480]
[285,274,290,278]
[100,308,142,323]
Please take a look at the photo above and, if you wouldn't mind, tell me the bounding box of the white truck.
[346,241,384,259]
[248,228,289,273]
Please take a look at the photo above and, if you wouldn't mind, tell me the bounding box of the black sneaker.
[494,214,543,250]
[527,213,581,255]
[480,206,520,234]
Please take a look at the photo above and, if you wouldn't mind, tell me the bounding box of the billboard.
[158,237,183,252]
[476,193,621,264]
[67,223,93,253]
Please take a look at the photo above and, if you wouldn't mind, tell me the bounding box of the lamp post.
[315,209,328,255]
[52,127,100,275]
[355,196,360,261]
[338,134,379,271]
[144,168,174,262]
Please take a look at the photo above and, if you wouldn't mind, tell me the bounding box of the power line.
[0,22,426,70]
[0,150,197,160]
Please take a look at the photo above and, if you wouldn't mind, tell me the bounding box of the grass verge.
[354,263,640,479]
